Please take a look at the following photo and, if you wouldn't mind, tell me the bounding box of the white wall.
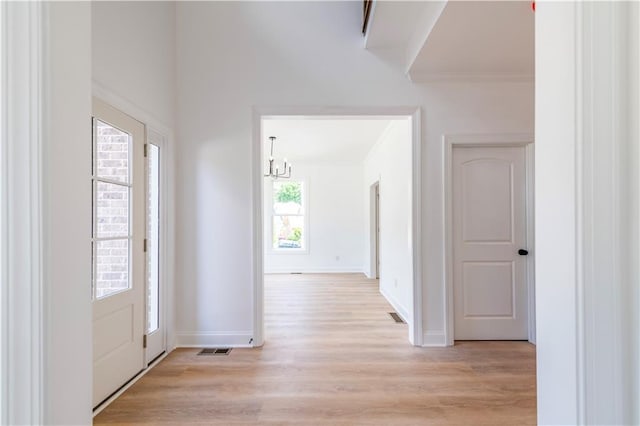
[623,7,640,425]
[582,3,640,424]
[45,3,93,424]
[92,1,176,129]
[174,1,534,347]
[535,2,640,424]
[534,3,579,423]
[363,120,412,321]
[264,162,365,273]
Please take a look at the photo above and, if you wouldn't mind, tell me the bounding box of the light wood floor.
[94,273,536,425]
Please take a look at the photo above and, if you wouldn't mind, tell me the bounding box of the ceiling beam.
[404,1,448,75]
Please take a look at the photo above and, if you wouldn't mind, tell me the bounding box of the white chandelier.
[264,136,292,179]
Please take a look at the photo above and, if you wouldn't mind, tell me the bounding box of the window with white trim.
[271,181,306,251]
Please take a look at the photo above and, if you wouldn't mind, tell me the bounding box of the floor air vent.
[198,348,232,356]
[389,312,406,324]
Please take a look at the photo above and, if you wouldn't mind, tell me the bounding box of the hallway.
[94,273,536,424]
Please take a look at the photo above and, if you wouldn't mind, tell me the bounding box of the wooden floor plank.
[94,273,536,425]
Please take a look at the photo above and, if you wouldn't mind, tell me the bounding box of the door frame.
[251,106,423,346]
[443,133,535,346]
[371,181,380,280]
[92,83,175,364]
[0,3,46,423]
[366,181,380,279]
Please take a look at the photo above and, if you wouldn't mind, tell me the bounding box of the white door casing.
[92,84,172,367]
[92,98,146,407]
[452,145,529,340]
[366,181,380,280]
[251,106,423,347]
[375,183,380,280]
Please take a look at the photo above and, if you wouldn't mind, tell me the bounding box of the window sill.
[267,249,309,255]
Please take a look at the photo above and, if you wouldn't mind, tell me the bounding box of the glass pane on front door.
[147,144,160,333]
[95,119,130,184]
[95,239,130,299]
[96,181,129,238]
[92,118,133,300]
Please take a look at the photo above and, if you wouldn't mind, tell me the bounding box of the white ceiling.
[410,1,534,77]
[262,118,395,163]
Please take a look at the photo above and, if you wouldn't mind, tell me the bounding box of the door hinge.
[143,334,147,348]
[144,238,148,252]
[144,144,148,157]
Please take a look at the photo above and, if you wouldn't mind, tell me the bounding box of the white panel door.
[92,98,146,407]
[452,146,528,340]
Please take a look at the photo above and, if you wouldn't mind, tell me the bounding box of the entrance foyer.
[95,274,536,424]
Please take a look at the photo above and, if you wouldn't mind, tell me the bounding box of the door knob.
[518,249,529,256]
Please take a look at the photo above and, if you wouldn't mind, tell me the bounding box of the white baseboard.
[379,287,410,324]
[175,332,254,348]
[264,267,364,274]
[422,330,447,347]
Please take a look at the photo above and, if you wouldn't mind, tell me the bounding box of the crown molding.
[409,71,534,84]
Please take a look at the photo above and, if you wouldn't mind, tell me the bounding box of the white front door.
[92,98,146,407]
[452,145,529,340]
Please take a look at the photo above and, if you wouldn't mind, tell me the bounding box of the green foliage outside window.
[290,227,302,241]
[275,182,301,204]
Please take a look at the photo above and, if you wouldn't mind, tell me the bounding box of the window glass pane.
[273,181,303,215]
[147,144,160,333]
[96,120,130,184]
[273,215,304,249]
[95,239,130,299]
[96,181,129,238]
